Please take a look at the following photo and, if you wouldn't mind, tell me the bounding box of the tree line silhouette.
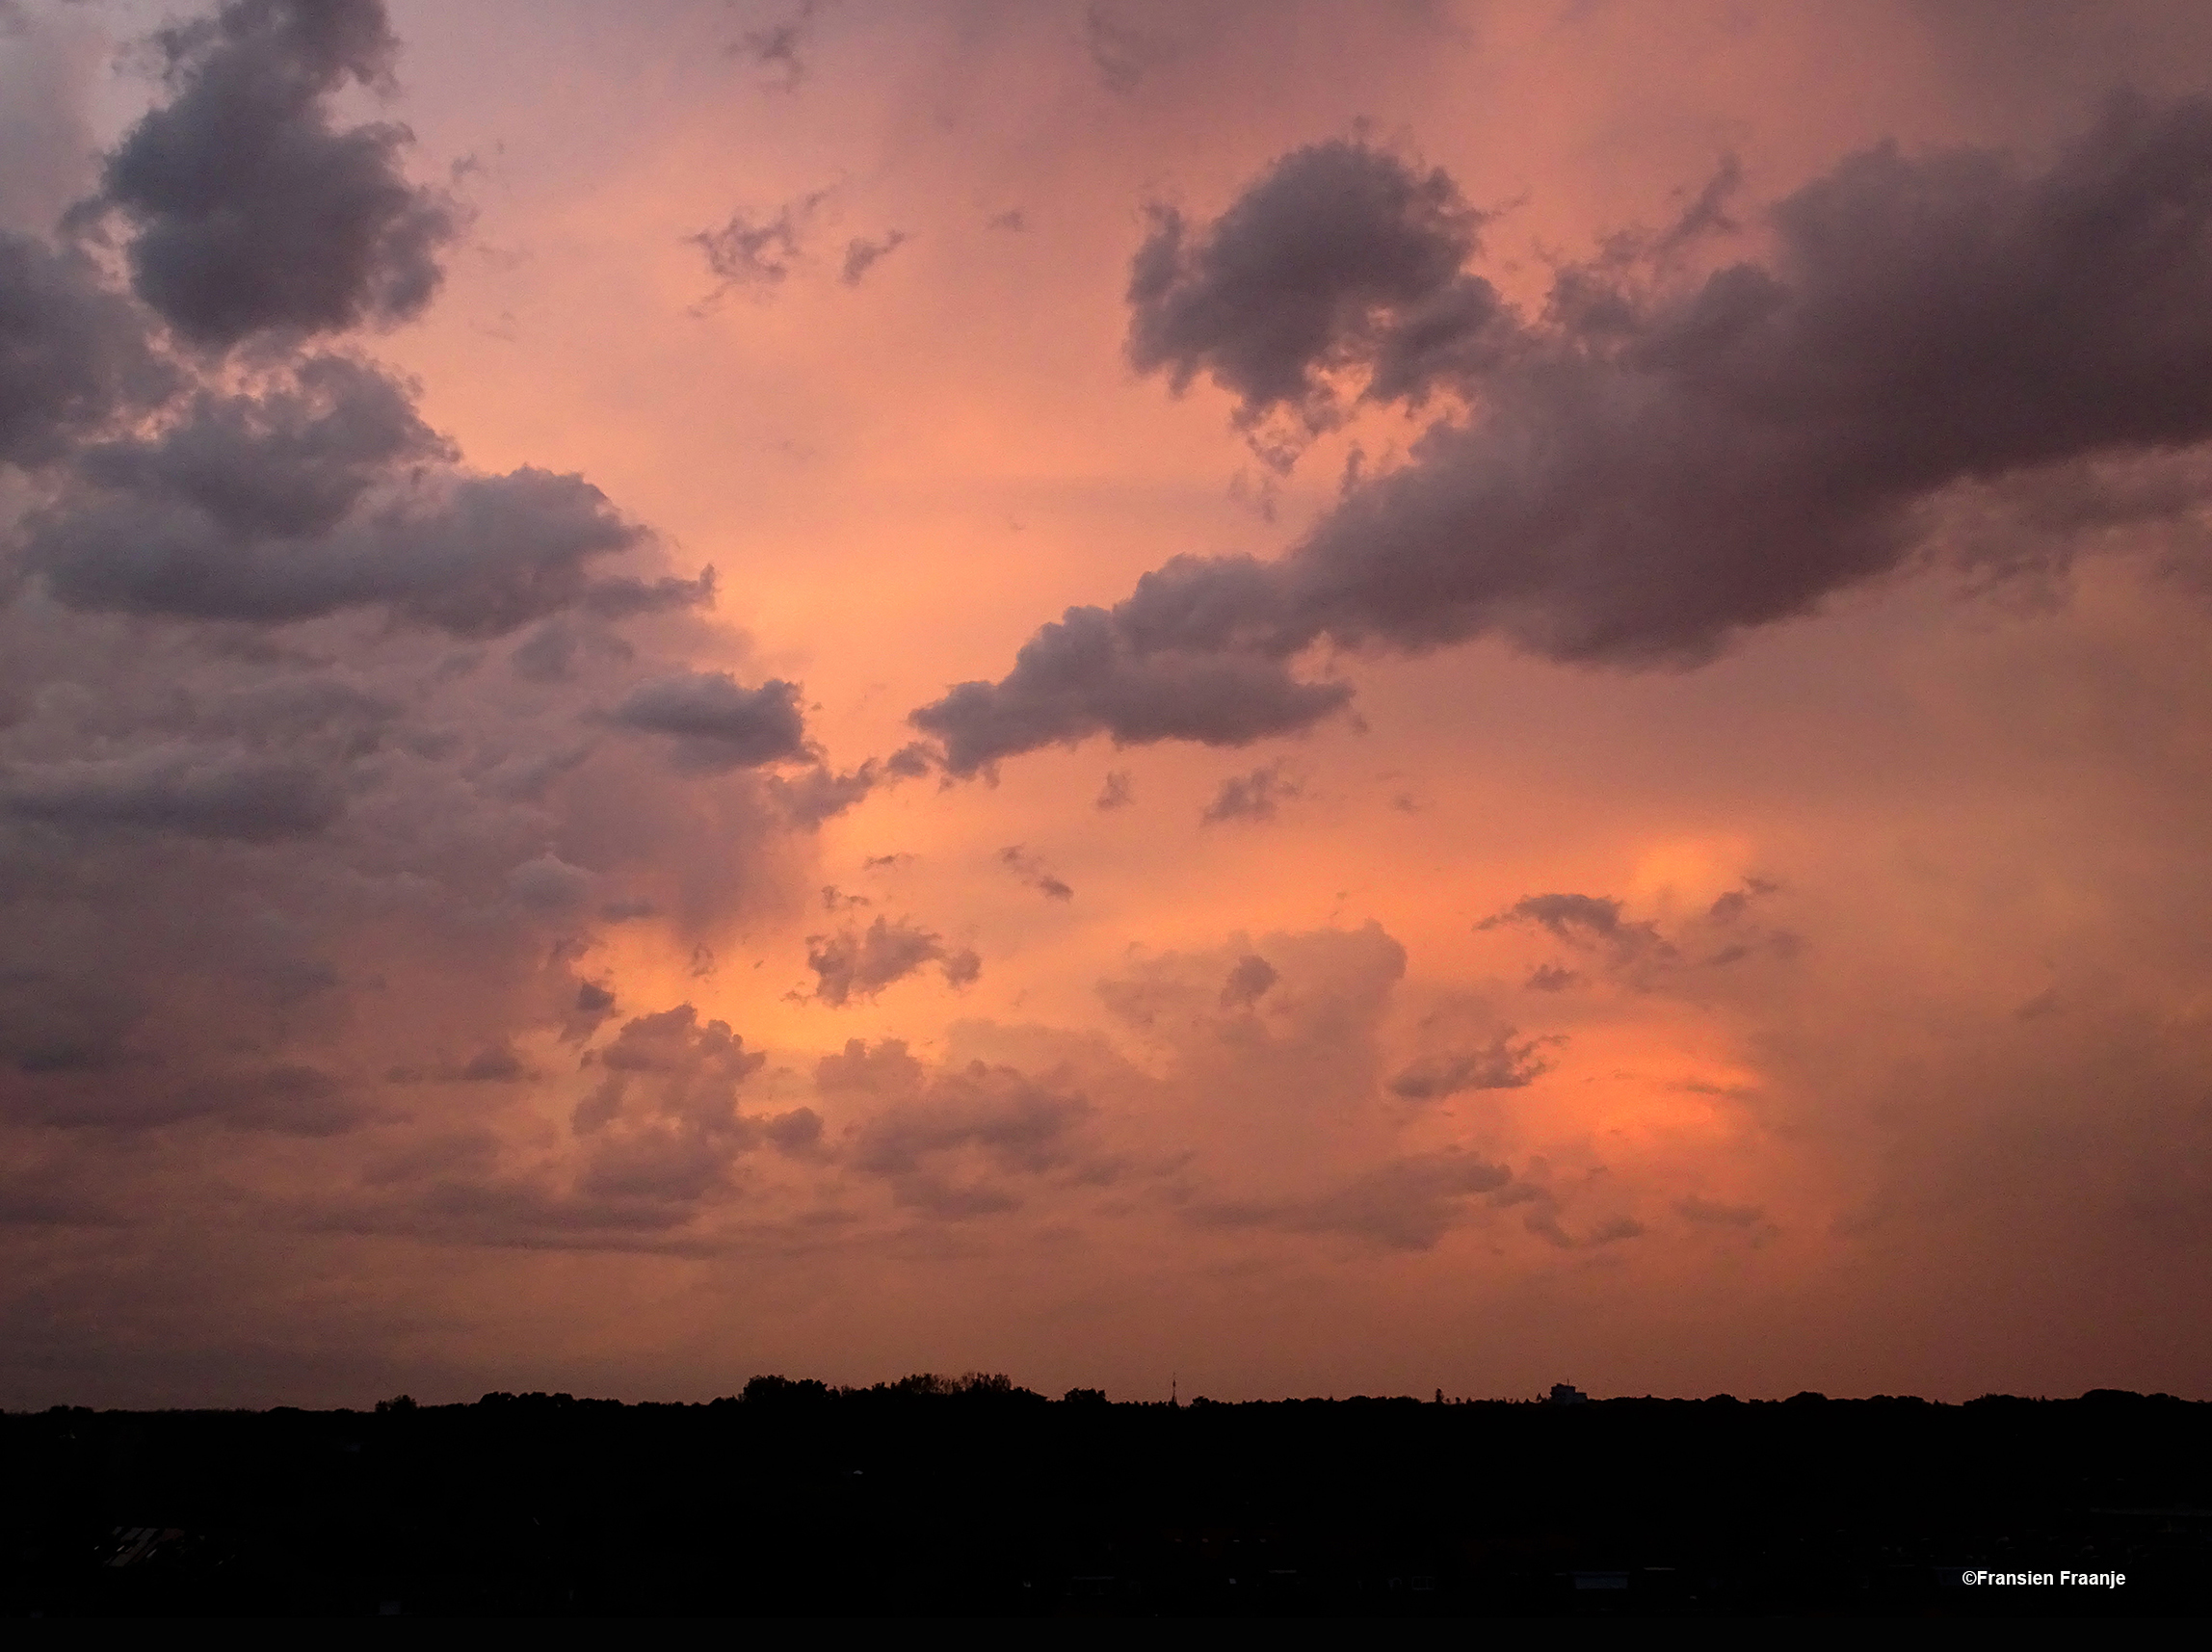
[4,1383,2203,1615]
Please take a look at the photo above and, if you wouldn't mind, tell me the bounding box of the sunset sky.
[5,0,2212,1407]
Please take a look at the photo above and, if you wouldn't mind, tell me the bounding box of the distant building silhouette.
[1547,1383,1590,1405]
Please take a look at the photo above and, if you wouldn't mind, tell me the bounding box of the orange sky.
[3,0,2211,1407]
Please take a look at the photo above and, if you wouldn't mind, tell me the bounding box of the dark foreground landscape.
[4,1380,2205,1617]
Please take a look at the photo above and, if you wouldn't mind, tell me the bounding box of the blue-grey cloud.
[915,98,2212,773]
[609,672,809,771]
[805,916,980,1006]
[94,0,457,345]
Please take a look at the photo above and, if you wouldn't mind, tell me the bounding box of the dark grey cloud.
[579,566,716,621]
[1098,923,1404,1054]
[0,968,143,1076]
[1479,892,1684,995]
[1126,138,1503,437]
[0,1144,122,1227]
[0,676,804,1136]
[608,672,808,771]
[731,1,817,91]
[526,1003,826,1213]
[763,1105,825,1160]
[767,763,870,826]
[1478,893,1670,958]
[839,230,907,285]
[505,852,592,912]
[509,616,633,685]
[1480,885,1801,990]
[1191,1148,1513,1251]
[910,593,1351,774]
[562,980,618,1044]
[1658,152,1746,252]
[570,1007,762,1191]
[763,741,928,827]
[814,1033,925,1097]
[691,187,829,293]
[882,742,934,778]
[0,744,342,841]
[74,354,447,537]
[1217,953,1276,1010]
[1094,769,1133,809]
[836,1042,1094,1219]
[805,916,980,1007]
[0,233,171,467]
[0,5,834,1197]
[914,97,2212,771]
[196,671,401,761]
[27,459,645,636]
[1707,876,1779,923]
[847,1064,1089,1177]
[17,354,651,637]
[591,1003,759,1081]
[997,844,1072,902]
[94,0,457,345]
[1200,760,1298,824]
[9,1050,366,1133]
[1672,1193,1777,1248]
[0,4,875,1329]
[1485,892,1588,935]
[1387,1031,1554,1100]
[457,1044,525,1082]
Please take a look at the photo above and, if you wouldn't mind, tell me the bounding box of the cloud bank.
[915,99,2212,773]
[0,1,822,1152]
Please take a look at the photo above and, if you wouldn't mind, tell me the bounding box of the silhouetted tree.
[742,1375,830,1403]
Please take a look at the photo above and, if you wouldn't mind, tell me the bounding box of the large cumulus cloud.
[0,233,171,466]
[0,0,827,1156]
[92,0,458,345]
[18,355,660,635]
[1125,137,1510,441]
[914,98,2212,773]
[329,919,1604,1258]
[825,1038,1098,1219]
[0,743,343,842]
[609,672,809,772]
